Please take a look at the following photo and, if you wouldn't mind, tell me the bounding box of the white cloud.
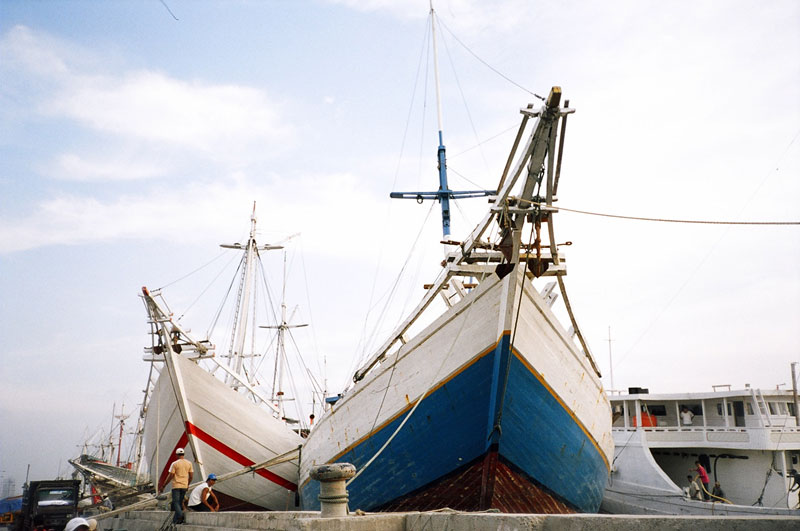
[53,152,167,181]
[0,171,417,260]
[2,26,295,177]
[0,25,70,77]
[46,70,293,159]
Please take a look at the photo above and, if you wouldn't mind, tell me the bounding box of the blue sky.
[1,0,798,492]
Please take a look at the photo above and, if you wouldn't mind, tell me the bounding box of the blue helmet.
[207,473,217,481]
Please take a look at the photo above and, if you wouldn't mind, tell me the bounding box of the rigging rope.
[437,16,490,178]
[349,201,437,379]
[509,197,799,225]
[555,206,800,226]
[352,20,432,390]
[437,17,543,100]
[346,270,484,488]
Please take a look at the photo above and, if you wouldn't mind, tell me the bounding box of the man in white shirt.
[680,406,695,426]
[187,473,220,512]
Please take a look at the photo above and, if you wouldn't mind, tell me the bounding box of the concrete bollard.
[310,463,356,518]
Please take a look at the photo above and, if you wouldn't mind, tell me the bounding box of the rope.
[508,196,799,225]
[351,201,436,376]
[437,17,543,100]
[346,270,483,487]
[556,206,799,226]
[437,17,491,179]
[491,220,537,439]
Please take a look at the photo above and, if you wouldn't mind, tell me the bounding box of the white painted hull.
[143,353,303,510]
[300,269,612,511]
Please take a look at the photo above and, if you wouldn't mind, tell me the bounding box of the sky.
[1,0,798,493]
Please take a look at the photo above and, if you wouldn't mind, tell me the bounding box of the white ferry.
[602,385,800,515]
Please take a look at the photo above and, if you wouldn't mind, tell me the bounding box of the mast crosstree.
[390,1,494,238]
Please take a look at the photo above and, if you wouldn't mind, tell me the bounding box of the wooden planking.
[372,450,574,513]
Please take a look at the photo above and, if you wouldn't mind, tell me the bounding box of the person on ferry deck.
[690,461,710,500]
[680,406,694,425]
[686,475,702,500]
[712,481,725,499]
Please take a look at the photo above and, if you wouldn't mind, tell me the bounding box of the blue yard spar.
[389,2,494,238]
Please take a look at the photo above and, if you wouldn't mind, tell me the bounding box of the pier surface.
[98,509,798,530]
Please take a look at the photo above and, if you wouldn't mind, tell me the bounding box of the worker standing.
[163,448,194,524]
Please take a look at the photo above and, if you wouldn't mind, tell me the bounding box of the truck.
[14,480,80,531]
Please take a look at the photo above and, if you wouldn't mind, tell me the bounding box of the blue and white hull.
[299,268,612,512]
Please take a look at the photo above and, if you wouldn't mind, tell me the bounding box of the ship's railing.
[612,424,800,447]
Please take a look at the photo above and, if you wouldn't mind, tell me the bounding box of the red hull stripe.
[158,432,190,491]
[185,421,297,491]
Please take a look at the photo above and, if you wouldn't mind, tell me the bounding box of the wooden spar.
[354,87,568,383]
[142,287,283,416]
[496,103,534,193]
[543,107,602,378]
[553,99,569,196]
[141,289,208,481]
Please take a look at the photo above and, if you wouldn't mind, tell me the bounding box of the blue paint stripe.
[301,337,607,512]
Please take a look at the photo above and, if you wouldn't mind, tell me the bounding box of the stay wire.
[157,249,228,291]
[611,129,800,369]
[509,197,799,225]
[361,201,437,359]
[437,17,543,100]
[353,18,432,388]
[437,15,491,180]
[346,263,484,488]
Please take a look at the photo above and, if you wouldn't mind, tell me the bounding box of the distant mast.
[390,0,494,238]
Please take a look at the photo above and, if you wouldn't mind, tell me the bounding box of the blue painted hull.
[300,334,609,512]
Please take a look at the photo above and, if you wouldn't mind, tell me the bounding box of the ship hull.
[143,353,303,511]
[299,269,612,513]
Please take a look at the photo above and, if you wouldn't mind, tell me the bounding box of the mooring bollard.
[310,463,356,517]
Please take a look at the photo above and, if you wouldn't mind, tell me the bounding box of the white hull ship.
[299,87,613,513]
[602,387,800,515]
[140,210,304,510]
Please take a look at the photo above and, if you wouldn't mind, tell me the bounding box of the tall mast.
[390,1,494,238]
[430,1,451,237]
[220,202,285,388]
[232,205,257,383]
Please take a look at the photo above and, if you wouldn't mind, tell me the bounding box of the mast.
[430,0,451,237]
[220,202,284,387]
[260,250,308,421]
[115,403,129,467]
[390,1,494,238]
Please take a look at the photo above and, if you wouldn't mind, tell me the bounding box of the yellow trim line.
[302,332,609,488]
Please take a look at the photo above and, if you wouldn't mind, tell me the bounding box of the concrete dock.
[97,509,799,530]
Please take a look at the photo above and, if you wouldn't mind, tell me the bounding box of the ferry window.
[778,403,787,415]
[716,403,733,416]
[747,403,754,415]
[789,403,796,416]
[768,402,777,415]
[647,404,667,416]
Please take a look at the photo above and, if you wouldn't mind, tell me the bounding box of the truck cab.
[16,480,80,531]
